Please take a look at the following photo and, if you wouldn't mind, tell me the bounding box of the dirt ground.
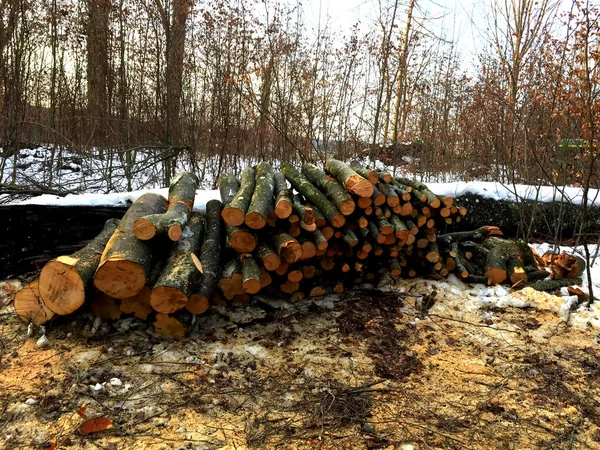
[1,276,599,450]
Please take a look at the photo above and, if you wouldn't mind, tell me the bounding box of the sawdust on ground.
[0,276,599,450]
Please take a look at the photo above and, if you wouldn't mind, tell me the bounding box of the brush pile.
[11,159,584,336]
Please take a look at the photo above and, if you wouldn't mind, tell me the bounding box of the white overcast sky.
[301,0,574,65]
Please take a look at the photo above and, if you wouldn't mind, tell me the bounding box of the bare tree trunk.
[86,0,111,148]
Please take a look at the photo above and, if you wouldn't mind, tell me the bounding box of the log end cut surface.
[187,294,210,314]
[132,217,157,240]
[168,225,183,241]
[347,176,374,198]
[222,208,245,227]
[244,212,267,230]
[94,259,147,299]
[150,286,189,314]
[39,257,86,315]
[14,280,55,325]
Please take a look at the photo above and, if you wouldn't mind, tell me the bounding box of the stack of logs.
[12,159,584,337]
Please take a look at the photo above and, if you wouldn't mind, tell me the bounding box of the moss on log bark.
[325,158,373,198]
[222,167,256,226]
[94,193,167,299]
[301,163,356,215]
[39,218,119,315]
[245,162,275,229]
[188,200,222,314]
[133,172,198,241]
[281,162,345,227]
[150,212,206,314]
[273,172,293,219]
[349,160,379,184]
[241,254,262,294]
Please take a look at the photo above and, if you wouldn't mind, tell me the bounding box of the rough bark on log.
[39,218,119,315]
[150,212,206,314]
[245,162,275,229]
[273,232,303,264]
[133,172,198,241]
[94,193,168,299]
[528,277,583,292]
[241,254,262,294]
[325,158,373,198]
[218,173,240,206]
[217,259,245,300]
[14,280,55,325]
[301,163,356,215]
[281,162,345,227]
[226,224,257,253]
[222,167,256,226]
[188,200,222,314]
[349,160,379,184]
[257,241,281,271]
[273,172,293,219]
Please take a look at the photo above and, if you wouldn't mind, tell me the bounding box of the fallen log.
[325,158,373,198]
[245,162,275,230]
[14,280,55,325]
[39,218,119,315]
[133,172,198,241]
[150,212,206,314]
[301,163,356,215]
[94,193,168,299]
[281,163,345,228]
[222,167,255,226]
[188,200,222,315]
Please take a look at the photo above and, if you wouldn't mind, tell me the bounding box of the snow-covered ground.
[3,146,599,207]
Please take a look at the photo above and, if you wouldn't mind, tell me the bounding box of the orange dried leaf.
[76,405,87,418]
[79,417,113,434]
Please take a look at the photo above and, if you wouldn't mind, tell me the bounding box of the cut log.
[120,285,153,320]
[300,239,317,259]
[218,173,240,206]
[133,172,198,241]
[302,163,356,215]
[91,292,122,320]
[275,262,289,276]
[273,232,303,264]
[153,313,186,338]
[389,215,409,240]
[528,277,582,292]
[280,280,300,294]
[287,268,304,283]
[241,254,262,294]
[273,172,293,219]
[189,199,222,314]
[357,196,373,209]
[378,182,400,207]
[245,162,275,229]
[14,280,55,325]
[349,160,379,184]
[292,195,316,225]
[39,218,119,315]
[341,226,359,247]
[150,212,206,313]
[368,221,385,244]
[260,267,272,288]
[325,158,373,198]
[94,193,167,299]
[548,252,586,280]
[217,259,245,300]
[396,177,441,208]
[282,162,345,227]
[222,167,256,226]
[226,224,257,253]
[312,229,328,251]
[372,184,386,206]
[257,241,281,271]
[377,215,394,235]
